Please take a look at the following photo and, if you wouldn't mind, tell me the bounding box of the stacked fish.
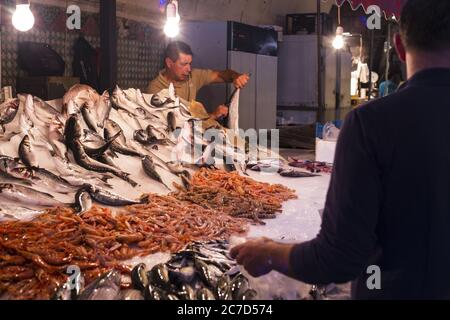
[54,240,256,300]
[0,83,252,220]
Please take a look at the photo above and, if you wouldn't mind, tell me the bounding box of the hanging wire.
[338,4,341,26]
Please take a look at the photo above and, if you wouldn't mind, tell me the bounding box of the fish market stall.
[0,84,332,300]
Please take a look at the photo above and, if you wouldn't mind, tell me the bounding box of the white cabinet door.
[228,51,256,130]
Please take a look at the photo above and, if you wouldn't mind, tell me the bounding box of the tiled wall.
[1,2,165,93]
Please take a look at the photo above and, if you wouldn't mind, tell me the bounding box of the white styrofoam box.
[315,138,336,164]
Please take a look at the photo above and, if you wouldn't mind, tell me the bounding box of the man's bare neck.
[406,49,450,79]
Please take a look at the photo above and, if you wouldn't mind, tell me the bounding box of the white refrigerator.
[179,21,278,131]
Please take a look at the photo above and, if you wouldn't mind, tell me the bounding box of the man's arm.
[290,110,382,285]
[210,70,250,89]
[231,109,382,284]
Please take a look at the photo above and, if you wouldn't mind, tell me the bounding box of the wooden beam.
[100,0,117,93]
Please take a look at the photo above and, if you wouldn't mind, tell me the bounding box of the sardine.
[133,129,168,147]
[74,188,92,214]
[18,135,39,168]
[96,91,112,128]
[85,185,143,206]
[65,100,80,116]
[48,118,68,159]
[0,170,33,187]
[0,99,20,132]
[64,115,83,148]
[23,94,46,127]
[9,165,76,194]
[71,140,137,187]
[0,156,32,180]
[167,111,176,132]
[166,161,191,178]
[63,84,99,117]
[52,156,112,183]
[81,105,98,133]
[31,167,77,194]
[111,86,139,116]
[150,94,174,109]
[82,131,120,158]
[0,183,68,207]
[104,120,142,158]
[142,156,170,190]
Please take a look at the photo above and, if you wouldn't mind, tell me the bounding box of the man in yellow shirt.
[147,41,249,121]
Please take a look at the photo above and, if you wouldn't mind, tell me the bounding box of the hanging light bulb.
[12,3,35,32]
[332,26,345,50]
[164,0,180,38]
[164,20,180,38]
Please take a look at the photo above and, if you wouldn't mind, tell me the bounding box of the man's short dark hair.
[165,41,193,62]
[400,0,450,51]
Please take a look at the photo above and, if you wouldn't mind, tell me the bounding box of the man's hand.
[230,237,295,278]
[233,73,250,89]
[230,238,276,277]
[210,104,229,120]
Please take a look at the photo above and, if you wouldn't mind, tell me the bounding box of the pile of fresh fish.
[287,158,333,174]
[53,240,257,300]
[0,83,267,220]
[246,159,319,178]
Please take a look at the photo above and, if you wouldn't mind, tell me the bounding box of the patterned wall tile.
[1,3,165,93]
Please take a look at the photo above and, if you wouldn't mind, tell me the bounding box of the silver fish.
[23,94,46,128]
[31,168,76,194]
[85,185,144,206]
[0,183,68,207]
[74,188,92,214]
[0,156,32,180]
[96,91,112,129]
[166,161,191,178]
[167,111,176,132]
[81,105,99,133]
[0,99,20,132]
[52,156,112,182]
[48,117,68,159]
[63,84,99,117]
[111,86,139,116]
[150,93,174,109]
[18,135,39,168]
[71,140,138,187]
[142,156,170,190]
[104,120,143,158]
[82,131,120,159]
[52,157,112,188]
[0,170,33,187]
[11,166,76,194]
